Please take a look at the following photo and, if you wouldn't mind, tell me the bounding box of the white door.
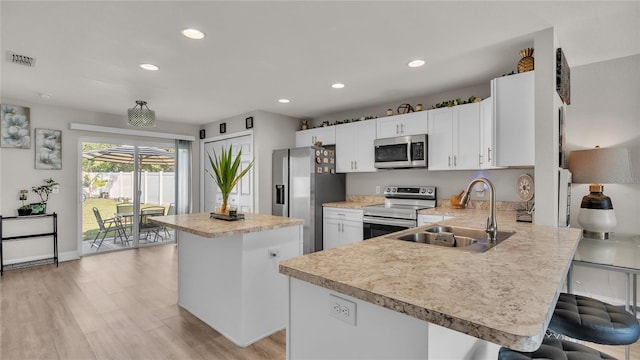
[203,134,254,213]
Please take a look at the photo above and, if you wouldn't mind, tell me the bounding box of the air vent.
[6,51,36,67]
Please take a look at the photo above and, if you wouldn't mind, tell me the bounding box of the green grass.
[82,198,119,240]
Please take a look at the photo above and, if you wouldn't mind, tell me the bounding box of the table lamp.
[568,146,634,239]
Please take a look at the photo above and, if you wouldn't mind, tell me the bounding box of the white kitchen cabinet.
[295,126,336,147]
[417,214,455,226]
[491,71,535,167]
[323,207,363,250]
[335,120,376,173]
[427,102,481,170]
[479,97,500,169]
[376,112,428,139]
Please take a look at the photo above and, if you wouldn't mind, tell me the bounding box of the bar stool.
[498,336,615,360]
[499,293,640,360]
[550,293,640,345]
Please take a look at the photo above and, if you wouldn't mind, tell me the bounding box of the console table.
[567,233,640,316]
[0,213,58,276]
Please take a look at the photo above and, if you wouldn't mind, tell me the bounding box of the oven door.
[362,216,416,240]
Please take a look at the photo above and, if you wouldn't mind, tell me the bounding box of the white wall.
[0,98,199,263]
[200,110,299,214]
[565,54,640,301]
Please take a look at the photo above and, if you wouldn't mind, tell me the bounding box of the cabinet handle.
[400,124,404,133]
[487,147,492,162]
[354,161,357,170]
[448,156,451,167]
[396,124,400,134]
[454,155,457,167]
[479,154,483,166]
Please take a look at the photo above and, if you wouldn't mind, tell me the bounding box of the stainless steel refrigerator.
[272,146,346,254]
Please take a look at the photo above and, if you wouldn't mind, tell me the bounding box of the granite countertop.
[149,212,303,238]
[279,212,581,352]
[323,195,384,209]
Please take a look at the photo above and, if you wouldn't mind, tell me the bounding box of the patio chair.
[91,207,128,250]
[140,206,164,242]
[161,203,175,238]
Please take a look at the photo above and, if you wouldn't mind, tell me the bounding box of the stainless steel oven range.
[362,185,436,240]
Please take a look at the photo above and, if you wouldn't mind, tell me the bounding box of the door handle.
[276,185,285,204]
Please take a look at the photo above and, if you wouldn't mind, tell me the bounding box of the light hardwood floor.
[2,244,638,360]
[0,244,285,360]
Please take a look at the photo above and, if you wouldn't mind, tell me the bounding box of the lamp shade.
[568,147,633,184]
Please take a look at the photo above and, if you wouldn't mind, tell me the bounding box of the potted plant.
[17,189,32,216]
[206,146,254,215]
[30,178,59,215]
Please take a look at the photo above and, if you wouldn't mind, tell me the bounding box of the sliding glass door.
[81,140,176,255]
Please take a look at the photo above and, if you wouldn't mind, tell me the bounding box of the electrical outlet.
[329,294,356,326]
[268,247,281,259]
[375,185,381,194]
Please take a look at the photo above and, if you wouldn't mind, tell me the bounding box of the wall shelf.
[0,213,58,276]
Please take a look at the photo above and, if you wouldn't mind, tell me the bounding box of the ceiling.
[1,1,638,126]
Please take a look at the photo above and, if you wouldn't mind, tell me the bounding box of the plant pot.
[30,203,46,215]
[17,208,32,216]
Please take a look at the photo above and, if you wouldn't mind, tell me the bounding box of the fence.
[84,171,175,205]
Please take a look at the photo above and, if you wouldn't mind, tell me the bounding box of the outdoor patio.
[82,230,176,253]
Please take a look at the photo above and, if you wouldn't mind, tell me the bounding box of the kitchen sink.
[391,225,515,252]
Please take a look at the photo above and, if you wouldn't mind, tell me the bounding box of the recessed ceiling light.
[331,83,345,89]
[140,63,159,71]
[182,28,205,40]
[408,59,425,68]
[278,98,290,104]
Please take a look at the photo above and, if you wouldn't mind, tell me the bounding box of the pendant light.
[128,100,155,127]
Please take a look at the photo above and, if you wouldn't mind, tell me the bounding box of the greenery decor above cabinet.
[295,127,336,147]
[491,71,535,167]
[335,120,376,173]
[376,112,428,139]
[427,102,482,170]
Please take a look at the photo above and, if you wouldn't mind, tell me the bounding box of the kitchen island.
[150,212,303,347]
[279,211,581,359]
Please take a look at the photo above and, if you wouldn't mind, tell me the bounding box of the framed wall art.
[556,48,571,105]
[35,128,62,170]
[1,104,31,149]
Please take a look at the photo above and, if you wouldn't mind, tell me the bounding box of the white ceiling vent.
[6,51,36,67]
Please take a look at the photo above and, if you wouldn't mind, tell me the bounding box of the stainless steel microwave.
[374,134,428,169]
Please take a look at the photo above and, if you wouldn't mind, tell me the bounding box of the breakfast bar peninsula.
[280,210,582,359]
[150,212,303,347]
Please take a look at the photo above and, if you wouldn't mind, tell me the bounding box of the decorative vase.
[518,48,534,73]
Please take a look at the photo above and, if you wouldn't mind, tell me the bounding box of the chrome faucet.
[459,177,498,243]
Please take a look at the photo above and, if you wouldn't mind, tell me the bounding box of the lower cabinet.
[323,207,363,250]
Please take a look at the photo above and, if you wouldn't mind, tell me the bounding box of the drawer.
[323,207,363,222]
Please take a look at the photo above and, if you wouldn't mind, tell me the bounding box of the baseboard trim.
[3,250,79,265]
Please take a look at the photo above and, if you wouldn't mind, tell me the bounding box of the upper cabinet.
[376,112,428,139]
[427,102,481,170]
[491,71,535,167]
[295,127,336,147]
[479,97,498,169]
[335,120,377,173]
